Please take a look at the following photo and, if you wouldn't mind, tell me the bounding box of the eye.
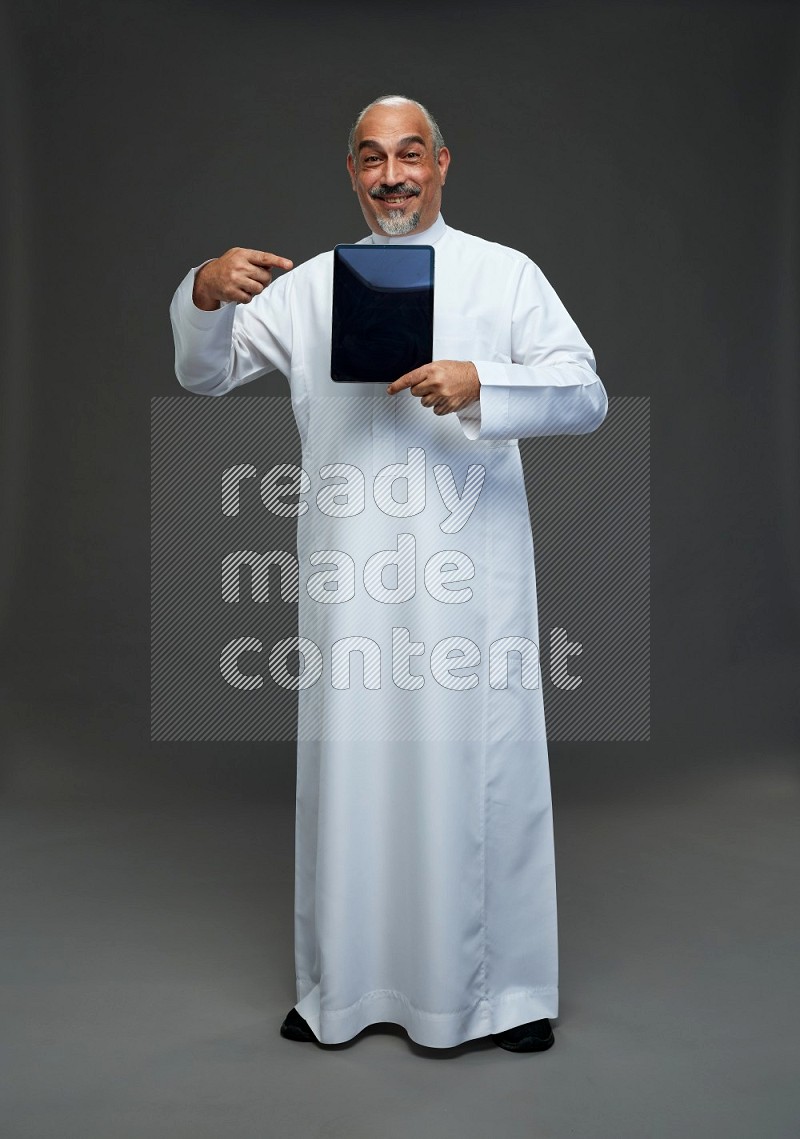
[404,151,421,160]
[363,155,380,164]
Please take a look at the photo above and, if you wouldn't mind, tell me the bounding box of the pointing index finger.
[252,250,294,272]
[387,367,421,394]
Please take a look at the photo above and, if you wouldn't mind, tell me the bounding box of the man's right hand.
[192,248,294,311]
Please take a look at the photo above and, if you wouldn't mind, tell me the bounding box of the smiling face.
[347,101,450,237]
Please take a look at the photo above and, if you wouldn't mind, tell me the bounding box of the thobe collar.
[368,212,447,246]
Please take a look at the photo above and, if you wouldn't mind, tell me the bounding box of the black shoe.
[280,1007,316,1042]
[491,1018,555,1052]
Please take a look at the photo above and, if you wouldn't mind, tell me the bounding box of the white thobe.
[169,213,607,1047]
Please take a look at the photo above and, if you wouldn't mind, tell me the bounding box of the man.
[170,95,607,1052]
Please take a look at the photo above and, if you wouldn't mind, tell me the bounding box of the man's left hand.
[387,360,480,416]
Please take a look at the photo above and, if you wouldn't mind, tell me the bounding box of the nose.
[384,155,401,186]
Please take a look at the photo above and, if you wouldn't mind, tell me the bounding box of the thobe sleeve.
[169,261,294,396]
[456,258,608,440]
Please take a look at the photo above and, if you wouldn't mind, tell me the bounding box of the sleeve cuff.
[455,363,510,440]
[184,261,235,331]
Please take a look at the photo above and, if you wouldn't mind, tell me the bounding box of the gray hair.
[348,95,445,165]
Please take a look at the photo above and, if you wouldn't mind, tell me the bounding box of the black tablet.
[331,244,435,383]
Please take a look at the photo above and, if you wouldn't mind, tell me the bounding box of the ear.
[346,152,357,191]
[437,146,451,187]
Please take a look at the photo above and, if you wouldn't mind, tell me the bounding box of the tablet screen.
[331,244,434,383]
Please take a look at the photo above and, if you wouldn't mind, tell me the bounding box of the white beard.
[376,207,422,236]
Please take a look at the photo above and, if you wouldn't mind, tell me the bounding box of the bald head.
[348,95,445,163]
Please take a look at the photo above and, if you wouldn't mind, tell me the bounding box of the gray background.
[1,1,798,1136]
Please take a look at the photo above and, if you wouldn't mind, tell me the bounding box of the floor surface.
[1,699,798,1138]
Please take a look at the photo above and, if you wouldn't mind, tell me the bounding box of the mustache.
[369,183,422,200]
